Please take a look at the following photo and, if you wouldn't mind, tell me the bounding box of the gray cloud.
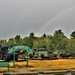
[0,0,75,39]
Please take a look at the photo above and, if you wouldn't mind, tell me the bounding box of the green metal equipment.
[0,62,10,72]
[8,45,33,67]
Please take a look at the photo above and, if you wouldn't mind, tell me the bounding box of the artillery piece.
[0,44,33,61]
[29,48,57,59]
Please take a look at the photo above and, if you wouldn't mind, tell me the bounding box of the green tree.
[70,31,75,39]
[42,33,46,38]
[14,35,22,44]
[47,29,68,52]
[22,32,37,48]
[29,32,34,37]
[22,37,29,46]
[7,38,16,44]
[67,39,75,52]
[0,39,7,46]
[33,36,48,49]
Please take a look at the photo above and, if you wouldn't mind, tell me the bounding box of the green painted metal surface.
[0,62,10,72]
[8,45,33,67]
[8,45,33,55]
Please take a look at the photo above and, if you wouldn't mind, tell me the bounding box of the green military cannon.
[29,48,57,59]
[0,44,33,61]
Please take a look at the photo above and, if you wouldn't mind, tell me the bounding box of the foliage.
[70,31,75,39]
[7,38,16,44]
[66,38,75,52]
[46,29,68,52]
[0,39,7,46]
[0,29,75,52]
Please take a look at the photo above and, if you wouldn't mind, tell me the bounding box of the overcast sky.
[0,0,75,40]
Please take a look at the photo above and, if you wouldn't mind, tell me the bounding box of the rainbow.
[36,6,75,35]
[11,6,75,37]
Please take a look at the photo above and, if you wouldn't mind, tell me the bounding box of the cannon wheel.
[41,54,44,59]
[3,54,9,61]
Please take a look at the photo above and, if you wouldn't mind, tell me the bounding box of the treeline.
[0,29,75,52]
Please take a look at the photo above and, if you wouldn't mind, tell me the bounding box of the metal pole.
[8,66,10,72]
[13,51,15,67]
[26,51,28,67]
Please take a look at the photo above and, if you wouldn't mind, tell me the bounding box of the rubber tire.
[29,54,33,59]
[41,54,44,59]
[3,54,8,61]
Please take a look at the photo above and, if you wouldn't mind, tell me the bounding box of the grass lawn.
[0,59,75,72]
